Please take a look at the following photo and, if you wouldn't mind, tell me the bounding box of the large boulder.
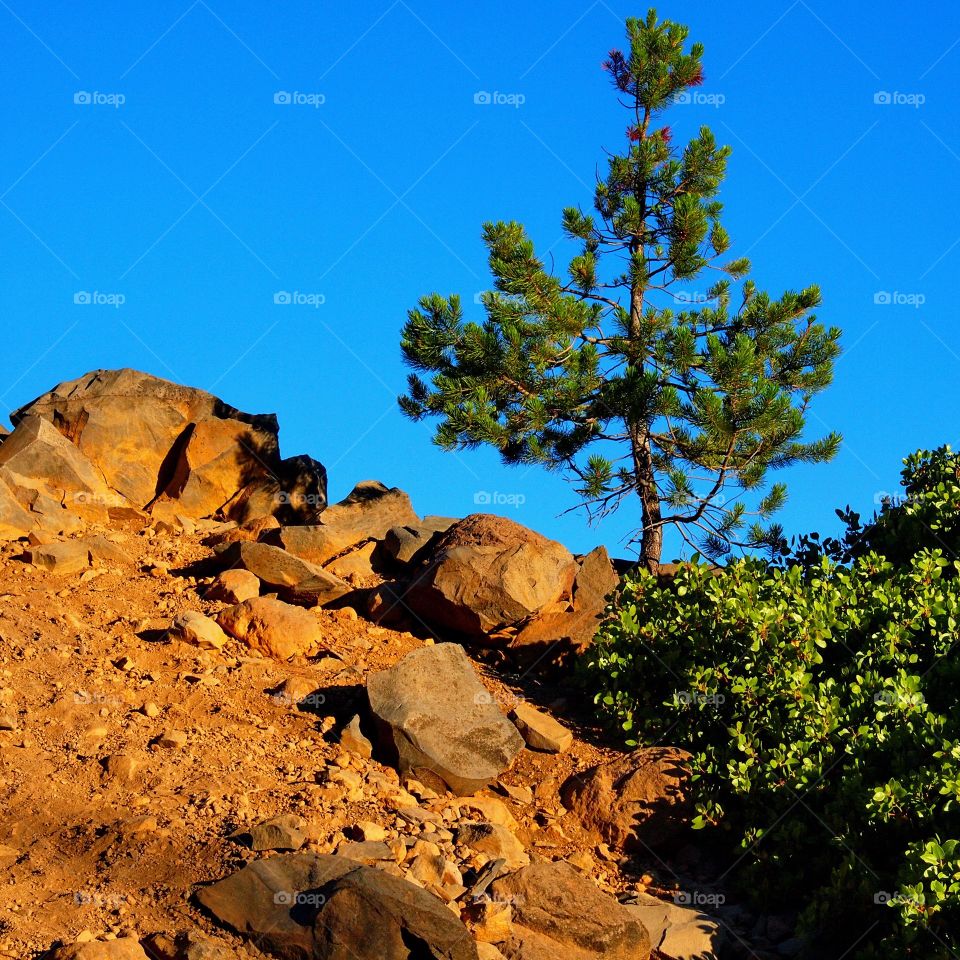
[266,481,418,568]
[560,747,691,851]
[217,596,328,660]
[367,643,524,795]
[195,853,478,960]
[401,515,577,641]
[11,369,326,521]
[510,546,619,666]
[215,541,349,607]
[489,861,651,960]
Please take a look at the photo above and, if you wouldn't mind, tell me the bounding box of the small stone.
[235,813,307,851]
[339,714,373,759]
[568,849,595,873]
[335,840,394,864]
[270,676,323,710]
[498,782,533,806]
[451,795,517,830]
[142,702,161,719]
[172,610,229,651]
[102,754,138,782]
[463,897,513,943]
[204,569,260,604]
[456,822,529,870]
[355,820,387,842]
[154,729,187,749]
[510,701,573,753]
[476,945,507,960]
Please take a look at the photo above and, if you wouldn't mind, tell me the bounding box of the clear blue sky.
[1,1,957,558]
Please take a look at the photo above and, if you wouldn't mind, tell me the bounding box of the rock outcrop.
[8,368,327,528]
[0,368,738,960]
[561,747,692,851]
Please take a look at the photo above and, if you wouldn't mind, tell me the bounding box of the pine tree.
[399,9,841,570]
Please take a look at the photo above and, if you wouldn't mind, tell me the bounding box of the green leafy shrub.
[582,447,960,958]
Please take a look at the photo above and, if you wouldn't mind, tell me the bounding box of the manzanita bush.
[582,446,960,958]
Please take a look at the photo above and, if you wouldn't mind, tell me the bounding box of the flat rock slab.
[266,480,418,568]
[626,892,721,959]
[510,701,573,753]
[215,541,349,607]
[25,540,91,574]
[367,643,524,796]
[195,853,478,960]
[25,536,134,574]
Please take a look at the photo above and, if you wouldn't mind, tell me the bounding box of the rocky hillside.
[0,370,764,960]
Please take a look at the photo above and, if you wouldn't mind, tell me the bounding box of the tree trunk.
[628,143,661,572]
[631,424,663,573]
